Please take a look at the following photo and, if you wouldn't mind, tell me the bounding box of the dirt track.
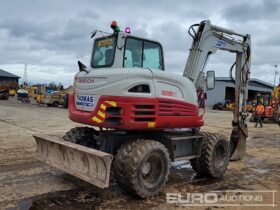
[0,98,279,210]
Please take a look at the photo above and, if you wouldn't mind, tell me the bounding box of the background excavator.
[249,85,280,124]
[33,20,251,198]
[273,85,280,124]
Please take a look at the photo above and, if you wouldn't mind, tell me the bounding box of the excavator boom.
[183,20,251,160]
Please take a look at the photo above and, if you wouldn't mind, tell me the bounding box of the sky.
[0,0,279,87]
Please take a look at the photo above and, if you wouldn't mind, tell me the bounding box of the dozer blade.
[33,133,113,188]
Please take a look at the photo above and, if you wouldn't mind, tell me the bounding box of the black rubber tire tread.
[53,101,59,107]
[63,127,99,148]
[249,116,255,122]
[190,131,211,175]
[113,140,140,191]
[200,133,230,178]
[122,140,170,198]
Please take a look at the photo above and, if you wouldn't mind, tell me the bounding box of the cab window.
[124,39,142,68]
[124,38,164,70]
[143,42,163,69]
[91,36,116,68]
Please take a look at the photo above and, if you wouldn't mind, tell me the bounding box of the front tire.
[63,127,100,148]
[116,140,170,198]
[190,131,210,176]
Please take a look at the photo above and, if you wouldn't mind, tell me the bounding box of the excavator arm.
[183,20,251,160]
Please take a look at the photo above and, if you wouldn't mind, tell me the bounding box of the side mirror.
[206,70,215,90]
[78,60,88,73]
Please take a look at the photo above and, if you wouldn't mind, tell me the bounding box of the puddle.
[252,168,270,174]
[9,169,218,210]
[7,189,104,210]
[9,187,164,210]
[244,156,265,165]
[5,199,33,210]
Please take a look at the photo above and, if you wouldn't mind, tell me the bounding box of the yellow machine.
[9,89,16,96]
[249,86,280,123]
[225,102,235,111]
[41,91,67,107]
[36,93,45,104]
[246,102,254,112]
[274,85,280,98]
[223,102,253,112]
[273,85,280,123]
[28,85,45,99]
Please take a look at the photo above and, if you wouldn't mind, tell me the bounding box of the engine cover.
[70,68,203,129]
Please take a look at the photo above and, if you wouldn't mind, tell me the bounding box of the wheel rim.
[140,152,165,189]
[214,143,226,168]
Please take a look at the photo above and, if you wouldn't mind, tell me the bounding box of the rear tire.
[63,127,100,148]
[200,134,230,178]
[116,140,170,198]
[113,140,139,193]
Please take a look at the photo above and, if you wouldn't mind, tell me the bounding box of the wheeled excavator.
[33,20,251,198]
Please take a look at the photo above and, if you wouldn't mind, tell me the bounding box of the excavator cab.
[90,26,164,71]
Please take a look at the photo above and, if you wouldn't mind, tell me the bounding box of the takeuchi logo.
[77,78,94,84]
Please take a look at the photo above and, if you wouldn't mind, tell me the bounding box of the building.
[205,77,274,106]
[0,69,20,89]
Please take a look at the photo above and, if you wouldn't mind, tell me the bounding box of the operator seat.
[105,49,113,65]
